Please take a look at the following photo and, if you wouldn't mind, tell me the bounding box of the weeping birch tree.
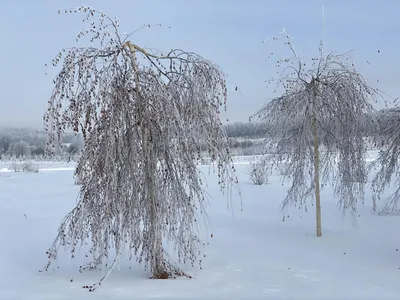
[42,7,239,286]
[371,107,400,213]
[252,29,379,237]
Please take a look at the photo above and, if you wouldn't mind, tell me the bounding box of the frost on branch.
[371,107,400,213]
[253,29,379,233]
[42,6,239,284]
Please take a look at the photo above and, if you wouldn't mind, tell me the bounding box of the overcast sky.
[0,0,399,128]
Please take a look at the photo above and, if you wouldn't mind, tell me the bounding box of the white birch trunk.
[312,94,322,237]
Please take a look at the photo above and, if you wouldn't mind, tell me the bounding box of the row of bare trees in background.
[41,6,400,290]
[0,111,393,160]
[0,129,82,159]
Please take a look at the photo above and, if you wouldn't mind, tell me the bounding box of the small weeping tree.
[42,6,239,286]
[252,29,379,237]
[371,107,400,214]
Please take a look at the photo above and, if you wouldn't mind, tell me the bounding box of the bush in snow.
[9,162,21,172]
[248,161,269,185]
[9,161,39,173]
[21,162,39,173]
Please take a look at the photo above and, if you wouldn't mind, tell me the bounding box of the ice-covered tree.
[371,107,400,213]
[42,6,239,286]
[252,29,379,236]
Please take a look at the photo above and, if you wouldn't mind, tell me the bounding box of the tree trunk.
[312,108,322,237]
[129,47,165,278]
[143,127,164,278]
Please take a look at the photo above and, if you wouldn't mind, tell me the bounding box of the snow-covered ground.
[1,151,400,299]
[0,161,75,173]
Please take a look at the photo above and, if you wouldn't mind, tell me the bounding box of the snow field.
[0,154,400,299]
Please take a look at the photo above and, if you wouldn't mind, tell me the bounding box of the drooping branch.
[371,108,400,212]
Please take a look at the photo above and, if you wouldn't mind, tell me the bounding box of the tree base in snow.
[150,270,192,279]
[149,260,193,279]
[151,271,170,279]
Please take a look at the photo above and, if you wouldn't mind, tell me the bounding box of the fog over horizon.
[1,0,399,129]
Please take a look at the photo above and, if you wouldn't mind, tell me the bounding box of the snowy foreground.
[2,155,400,299]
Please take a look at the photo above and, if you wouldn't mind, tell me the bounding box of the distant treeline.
[0,108,396,160]
[226,109,396,138]
[0,128,82,160]
[223,121,268,138]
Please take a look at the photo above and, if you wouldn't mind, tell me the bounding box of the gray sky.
[1,0,399,128]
